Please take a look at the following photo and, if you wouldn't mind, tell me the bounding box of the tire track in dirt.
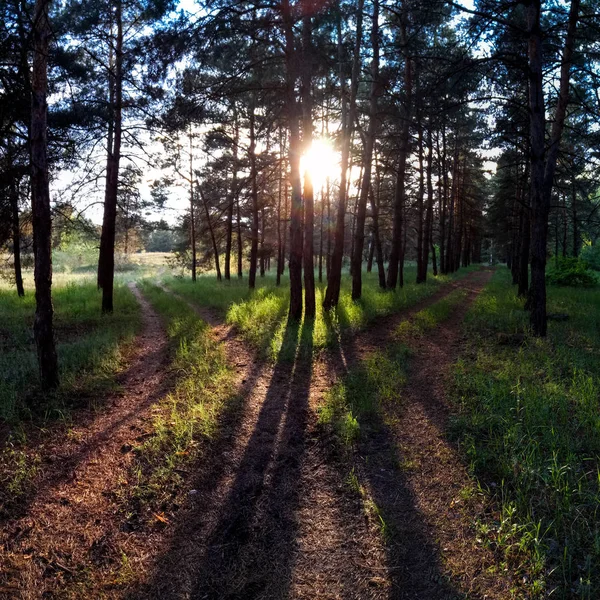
[135,285,389,599]
[0,283,171,598]
[323,269,518,599]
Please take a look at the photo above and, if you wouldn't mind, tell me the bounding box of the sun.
[300,138,339,193]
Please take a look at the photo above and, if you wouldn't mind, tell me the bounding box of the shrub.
[581,242,600,271]
[546,256,597,288]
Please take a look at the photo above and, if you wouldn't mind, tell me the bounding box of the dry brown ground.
[1,271,519,599]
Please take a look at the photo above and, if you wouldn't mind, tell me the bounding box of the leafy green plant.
[546,256,597,288]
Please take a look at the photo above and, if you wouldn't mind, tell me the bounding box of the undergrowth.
[450,267,600,599]
[166,266,476,361]
[0,283,141,422]
[121,283,236,527]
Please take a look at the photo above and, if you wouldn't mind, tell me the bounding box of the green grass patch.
[121,283,236,523]
[450,267,600,598]
[318,343,410,445]
[395,288,468,340]
[166,266,473,361]
[0,282,141,422]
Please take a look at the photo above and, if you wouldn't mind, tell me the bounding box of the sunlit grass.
[122,282,236,520]
[166,266,473,360]
[450,267,600,598]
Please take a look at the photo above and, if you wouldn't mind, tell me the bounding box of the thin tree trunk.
[236,194,243,278]
[189,127,197,282]
[318,188,324,283]
[282,0,303,320]
[199,186,222,281]
[370,180,386,289]
[30,0,58,389]
[276,129,285,286]
[10,179,25,297]
[302,11,316,318]
[416,120,426,283]
[323,0,363,310]
[387,0,411,290]
[421,126,435,283]
[98,0,123,313]
[351,0,379,300]
[248,93,259,289]
[225,107,239,281]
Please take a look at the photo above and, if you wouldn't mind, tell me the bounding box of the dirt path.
[2,271,513,599]
[136,287,390,599]
[1,284,171,598]
[325,269,517,599]
[134,271,512,600]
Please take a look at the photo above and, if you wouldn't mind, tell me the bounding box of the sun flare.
[300,139,339,192]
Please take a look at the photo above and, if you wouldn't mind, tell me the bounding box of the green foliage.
[546,256,597,288]
[451,268,600,597]
[581,243,600,272]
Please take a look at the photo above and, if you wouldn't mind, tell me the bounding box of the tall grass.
[450,268,600,598]
[0,282,141,421]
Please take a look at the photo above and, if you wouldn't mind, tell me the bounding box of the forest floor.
[2,269,525,599]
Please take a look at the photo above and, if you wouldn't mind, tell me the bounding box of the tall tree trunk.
[387,1,411,290]
[302,12,315,317]
[421,126,435,283]
[370,179,386,289]
[98,0,123,313]
[236,194,243,278]
[199,187,222,281]
[351,0,379,300]
[31,0,58,389]
[416,120,426,283]
[282,0,303,320]
[225,107,239,281]
[189,127,197,282]
[318,188,324,283]
[527,0,580,336]
[325,176,331,281]
[276,128,285,286]
[323,0,363,310]
[10,179,25,297]
[248,95,259,289]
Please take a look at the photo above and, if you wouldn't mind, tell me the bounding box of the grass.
[119,282,236,525]
[0,282,141,422]
[165,265,475,361]
[318,288,469,444]
[449,267,600,599]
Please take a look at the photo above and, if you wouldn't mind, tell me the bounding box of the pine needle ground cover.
[451,268,600,598]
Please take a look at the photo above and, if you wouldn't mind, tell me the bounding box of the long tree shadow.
[325,322,469,599]
[132,317,314,599]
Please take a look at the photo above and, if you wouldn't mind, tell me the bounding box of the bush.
[581,243,600,271]
[546,256,597,288]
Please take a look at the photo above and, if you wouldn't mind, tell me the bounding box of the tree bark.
[98,0,123,313]
[10,179,25,297]
[302,11,316,318]
[387,1,411,290]
[189,127,197,282]
[323,0,363,310]
[31,0,58,389]
[225,107,239,281]
[351,0,379,300]
[248,94,259,289]
[199,186,222,281]
[282,0,303,320]
[527,0,580,336]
